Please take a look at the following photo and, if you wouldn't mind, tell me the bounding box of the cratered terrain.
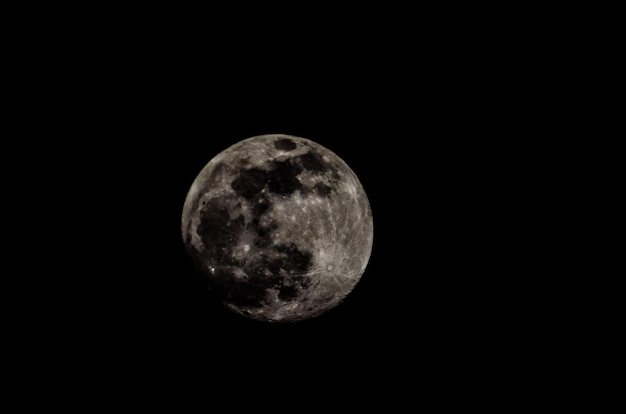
[181,134,373,322]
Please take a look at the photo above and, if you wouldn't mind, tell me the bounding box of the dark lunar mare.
[194,157,319,309]
[197,198,244,266]
[273,138,297,151]
[230,150,339,201]
[230,168,267,199]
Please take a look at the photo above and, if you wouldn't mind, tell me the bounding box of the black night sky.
[88,73,531,393]
[29,13,553,405]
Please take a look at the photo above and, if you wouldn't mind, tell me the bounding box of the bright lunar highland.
[181,134,373,322]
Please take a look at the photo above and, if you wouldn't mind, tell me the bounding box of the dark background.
[84,61,533,394]
[18,9,562,405]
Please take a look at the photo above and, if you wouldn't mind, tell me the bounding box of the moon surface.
[181,134,373,322]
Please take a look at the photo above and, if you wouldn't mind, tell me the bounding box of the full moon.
[181,134,373,322]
